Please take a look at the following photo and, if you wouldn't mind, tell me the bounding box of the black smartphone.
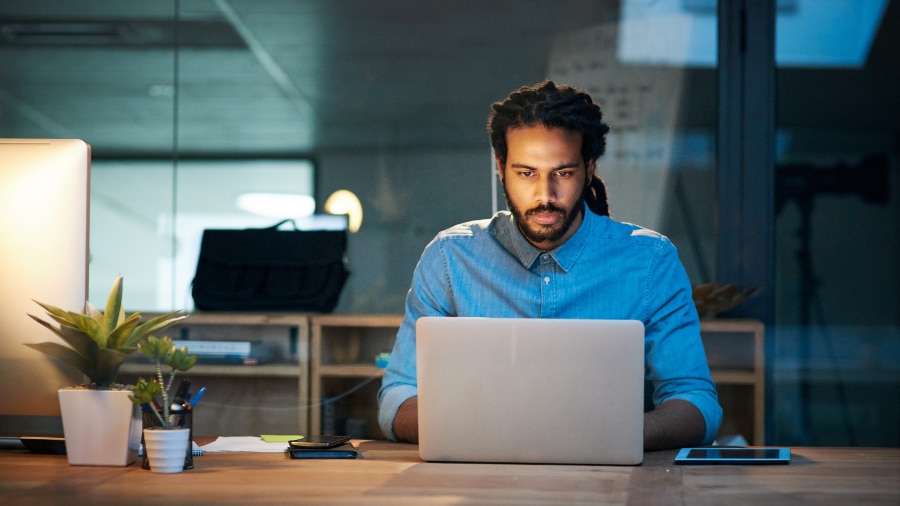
[288,435,351,449]
[674,447,791,465]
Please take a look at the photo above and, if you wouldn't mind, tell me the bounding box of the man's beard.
[503,186,584,247]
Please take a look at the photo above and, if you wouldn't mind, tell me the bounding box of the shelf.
[310,314,402,439]
[146,311,316,326]
[119,312,312,437]
[119,362,299,378]
[700,318,765,445]
[310,314,403,327]
[710,370,758,385]
[117,312,764,444]
[319,365,386,378]
[305,316,766,444]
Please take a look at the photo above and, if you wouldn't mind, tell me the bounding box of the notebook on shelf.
[416,317,645,465]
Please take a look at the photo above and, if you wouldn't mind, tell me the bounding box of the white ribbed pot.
[58,387,141,466]
[143,427,190,474]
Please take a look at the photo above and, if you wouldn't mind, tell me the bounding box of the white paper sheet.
[200,436,288,453]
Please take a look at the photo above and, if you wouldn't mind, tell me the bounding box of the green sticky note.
[260,435,303,443]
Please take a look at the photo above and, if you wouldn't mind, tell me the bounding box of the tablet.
[674,447,790,465]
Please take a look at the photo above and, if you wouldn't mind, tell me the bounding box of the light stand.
[775,153,889,444]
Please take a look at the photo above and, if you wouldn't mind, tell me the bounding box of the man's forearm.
[395,396,704,448]
[392,396,419,443]
[643,399,707,451]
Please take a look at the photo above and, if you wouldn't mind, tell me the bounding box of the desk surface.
[1,442,897,505]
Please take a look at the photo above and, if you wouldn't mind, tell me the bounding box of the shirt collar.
[492,204,596,272]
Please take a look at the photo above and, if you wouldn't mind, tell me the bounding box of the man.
[377,80,722,451]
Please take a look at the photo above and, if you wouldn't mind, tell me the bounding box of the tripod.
[776,154,889,445]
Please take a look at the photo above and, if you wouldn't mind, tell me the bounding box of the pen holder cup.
[141,408,193,470]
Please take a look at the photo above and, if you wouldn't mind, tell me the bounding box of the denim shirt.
[377,207,722,444]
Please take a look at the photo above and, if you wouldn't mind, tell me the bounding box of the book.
[128,340,276,365]
[173,340,251,358]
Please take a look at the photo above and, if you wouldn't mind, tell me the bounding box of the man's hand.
[392,396,419,443]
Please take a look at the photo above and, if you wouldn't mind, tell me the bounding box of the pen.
[189,386,207,407]
[173,378,191,404]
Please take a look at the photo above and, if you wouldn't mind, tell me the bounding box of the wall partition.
[89,158,315,311]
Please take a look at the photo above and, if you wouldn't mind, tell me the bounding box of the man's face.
[498,125,593,251]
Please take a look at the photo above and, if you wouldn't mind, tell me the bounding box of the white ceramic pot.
[58,387,141,466]
[143,427,190,474]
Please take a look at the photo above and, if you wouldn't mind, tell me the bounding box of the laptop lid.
[416,317,645,465]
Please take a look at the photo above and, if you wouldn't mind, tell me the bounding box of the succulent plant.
[25,276,186,388]
[692,282,759,319]
[129,335,197,428]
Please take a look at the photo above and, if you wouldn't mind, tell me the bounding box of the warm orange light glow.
[324,189,363,233]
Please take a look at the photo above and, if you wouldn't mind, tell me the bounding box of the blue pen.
[189,386,207,407]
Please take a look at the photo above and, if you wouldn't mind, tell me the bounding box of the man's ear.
[586,158,596,183]
[495,155,505,183]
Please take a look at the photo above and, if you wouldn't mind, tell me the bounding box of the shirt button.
[544,277,550,284]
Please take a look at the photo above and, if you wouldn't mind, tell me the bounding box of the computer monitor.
[0,139,90,438]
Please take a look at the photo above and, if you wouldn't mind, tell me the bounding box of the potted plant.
[25,276,186,466]
[129,335,197,473]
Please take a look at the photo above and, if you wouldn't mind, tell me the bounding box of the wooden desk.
[1,442,897,505]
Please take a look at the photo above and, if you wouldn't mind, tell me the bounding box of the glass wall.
[488,0,720,285]
[89,158,315,311]
[6,0,896,446]
[772,0,899,446]
[0,0,724,315]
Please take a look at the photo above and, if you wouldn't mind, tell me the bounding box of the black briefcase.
[191,220,349,312]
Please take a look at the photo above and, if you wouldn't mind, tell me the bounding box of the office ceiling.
[0,0,618,156]
[0,0,897,157]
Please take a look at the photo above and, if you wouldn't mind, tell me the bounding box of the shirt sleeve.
[376,315,417,440]
[643,239,723,444]
[377,236,454,440]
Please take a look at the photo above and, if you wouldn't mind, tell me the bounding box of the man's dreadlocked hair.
[487,80,611,217]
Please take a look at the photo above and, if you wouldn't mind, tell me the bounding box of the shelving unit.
[119,312,763,444]
[310,314,403,439]
[306,316,766,446]
[117,312,312,437]
[700,319,765,445]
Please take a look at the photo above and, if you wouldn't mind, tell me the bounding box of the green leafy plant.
[129,335,197,428]
[26,276,186,388]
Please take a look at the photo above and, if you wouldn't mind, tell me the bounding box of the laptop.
[416,317,645,465]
